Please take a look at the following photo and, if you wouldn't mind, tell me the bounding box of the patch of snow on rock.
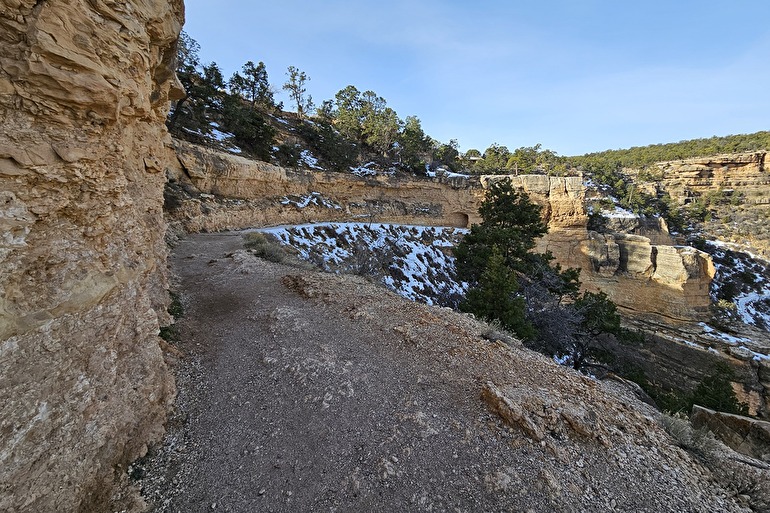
[279,192,341,210]
[262,223,467,307]
[300,149,324,170]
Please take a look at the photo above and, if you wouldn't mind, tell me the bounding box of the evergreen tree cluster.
[458,143,571,175]
[168,32,453,174]
[454,179,625,371]
[168,31,275,160]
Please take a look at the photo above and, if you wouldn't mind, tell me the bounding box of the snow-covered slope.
[261,223,467,307]
[704,240,770,331]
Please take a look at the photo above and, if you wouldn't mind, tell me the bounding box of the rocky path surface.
[137,232,755,512]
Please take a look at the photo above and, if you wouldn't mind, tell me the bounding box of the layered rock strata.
[691,405,770,462]
[167,139,480,230]
[634,152,770,257]
[0,1,183,511]
[653,153,768,202]
[168,141,714,324]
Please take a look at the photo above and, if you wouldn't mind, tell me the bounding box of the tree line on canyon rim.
[170,32,752,416]
[168,31,769,226]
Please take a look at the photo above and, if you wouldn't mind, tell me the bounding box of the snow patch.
[279,192,341,210]
[350,162,377,177]
[300,149,324,170]
[261,223,467,306]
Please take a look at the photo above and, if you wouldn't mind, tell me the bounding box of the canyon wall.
[653,152,767,201]
[0,1,183,511]
[167,140,480,230]
[634,152,770,257]
[168,141,714,324]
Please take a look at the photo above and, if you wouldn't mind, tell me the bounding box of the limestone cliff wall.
[634,152,770,256]
[653,152,768,200]
[0,1,183,511]
[168,141,714,324]
[167,139,480,230]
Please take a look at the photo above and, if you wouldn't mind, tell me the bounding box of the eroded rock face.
[691,405,770,462]
[168,141,716,323]
[0,1,183,511]
[577,234,715,322]
[635,152,770,257]
[167,139,481,230]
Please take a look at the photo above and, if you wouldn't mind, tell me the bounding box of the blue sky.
[183,1,770,156]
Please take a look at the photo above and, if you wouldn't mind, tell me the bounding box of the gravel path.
[136,232,754,513]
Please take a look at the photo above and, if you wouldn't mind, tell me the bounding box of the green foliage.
[476,143,510,173]
[459,249,534,339]
[229,60,274,109]
[572,131,770,229]
[455,178,552,339]
[574,290,621,337]
[691,362,749,415]
[283,66,314,120]
[167,33,278,157]
[455,179,548,283]
[455,179,547,284]
[243,232,286,263]
[506,144,561,174]
[296,119,357,170]
[328,86,405,157]
[397,116,431,172]
[167,291,184,319]
[168,45,227,136]
[639,361,749,415]
[460,143,569,175]
[358,91,400,155]
[167,31,201,132]
[333,85,364,139]
[159,291,184,343]
[570,131,770,170]
[221,94,275,160]
[274,141,302,167]
[432,139,460,171]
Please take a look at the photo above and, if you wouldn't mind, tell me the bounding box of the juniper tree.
[283,66,313,120]
[229,60,274,109]
[454,178,547,338]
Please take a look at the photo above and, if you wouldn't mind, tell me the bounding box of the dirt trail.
[137,232,751,513]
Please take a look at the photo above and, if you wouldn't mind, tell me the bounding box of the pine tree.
[459,249,534,338]
[283,66,313,120]
[229,61,273,109]
[454,178,547,286]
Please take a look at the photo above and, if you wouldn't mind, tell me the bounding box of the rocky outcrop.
[0,1,183,511]
[168,141,715,324]
[691,405,770,462]
[653,153,768,200]
[167,139,480,231]
[578,234,715,322]
[634,152,770,257]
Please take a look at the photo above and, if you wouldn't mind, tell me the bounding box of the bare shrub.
[660,413,770,511]
[243,232,286,263]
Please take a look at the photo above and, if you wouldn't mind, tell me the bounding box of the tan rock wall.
[168,139,482,230]
[0,1,183,511]
[634,152,770,256]
[169,142,714,323]
[654,153,768,199]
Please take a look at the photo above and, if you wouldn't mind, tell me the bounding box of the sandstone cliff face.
[0,1,183,511]
[167,139,479,231]
[635,152,770,257]
[168,141,715,324]
[654,153,767,199]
